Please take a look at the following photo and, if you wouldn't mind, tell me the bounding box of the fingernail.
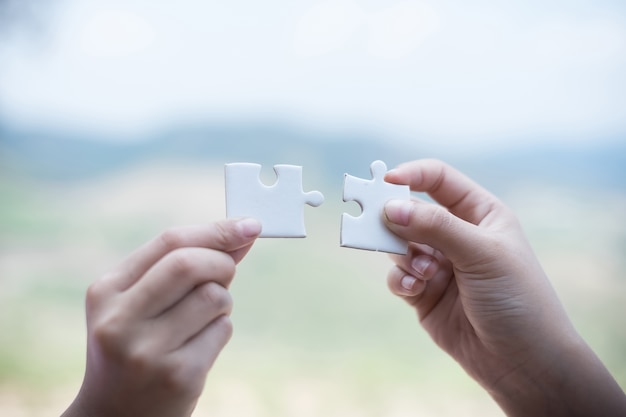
[401,275,417,291]
[411,255,433,277]
[237,218,262,238]
[384,200,412,226]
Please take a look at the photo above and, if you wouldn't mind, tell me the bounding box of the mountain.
[0,122,417,181]
[1,121,625,195]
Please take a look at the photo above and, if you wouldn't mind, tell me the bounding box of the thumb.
[384,199,486,266]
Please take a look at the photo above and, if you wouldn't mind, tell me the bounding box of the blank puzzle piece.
[341,160,410,255]
[225,163,324,238]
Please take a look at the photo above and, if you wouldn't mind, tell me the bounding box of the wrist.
[487,335,626,417]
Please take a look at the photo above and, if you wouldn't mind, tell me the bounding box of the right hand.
[382,159,626,416]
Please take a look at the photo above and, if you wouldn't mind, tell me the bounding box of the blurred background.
[1,0,625,415]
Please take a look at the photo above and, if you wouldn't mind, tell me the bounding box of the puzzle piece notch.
[225,163,324,238]
[341,160,410,255]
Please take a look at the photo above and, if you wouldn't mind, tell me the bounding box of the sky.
[0,0,625,149]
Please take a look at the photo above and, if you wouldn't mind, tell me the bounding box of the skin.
[60,159,625,416]
[61,218,262,417]
[382,159,626,416]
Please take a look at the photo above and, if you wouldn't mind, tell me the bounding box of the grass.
[0,161,625,416]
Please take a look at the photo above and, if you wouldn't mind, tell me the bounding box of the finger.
[388,243,440,281]
[389,240,439,261]
[414,263,457,321]
[154,282,233,351]
[385,159,503,226]
[384,199,488,266]
[124,247,236,318]
[228,241,256,265]
[107,218,261,292]
[170,315,233,385]
[387,260,455,320]
[387,265,427,297]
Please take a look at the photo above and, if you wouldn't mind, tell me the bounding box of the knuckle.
[500,205,521,227]
[422,158,446,175]
[91,311,129,358]
[386,266,405,293]
[200,283,233,313]
[160,360,204,398]
[211,221,233,248]
[213,315,234,342]
[126,344,157,374]
[221,255,237,278]
[422,159,447,185]
[386,270,400,294]
[166,249,197,276]
[157,228,185,252]
[207,253,237,283]
[85,280,107,309]
[162,372,189,396]
[86,271,122,308]
[424,205,452,232]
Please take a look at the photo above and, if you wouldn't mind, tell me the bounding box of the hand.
[382,159,626,416]
[62,218,261,417]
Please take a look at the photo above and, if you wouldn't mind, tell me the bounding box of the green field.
[1,161,625,416]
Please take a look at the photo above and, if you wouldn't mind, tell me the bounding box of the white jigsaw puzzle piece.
[341,160,410,255]
[225,163,324,238]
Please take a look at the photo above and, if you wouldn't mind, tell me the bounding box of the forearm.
[488,337,626,417]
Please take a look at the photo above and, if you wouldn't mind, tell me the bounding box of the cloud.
[528,18,626,68]
[366,1,440,59]
[78,8,156,59]
[0,0,625,145]
[293,0,364,57]
[293,0,439,59]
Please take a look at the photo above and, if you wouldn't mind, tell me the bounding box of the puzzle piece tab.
[341,160,410,254]
[225,163,324,238]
